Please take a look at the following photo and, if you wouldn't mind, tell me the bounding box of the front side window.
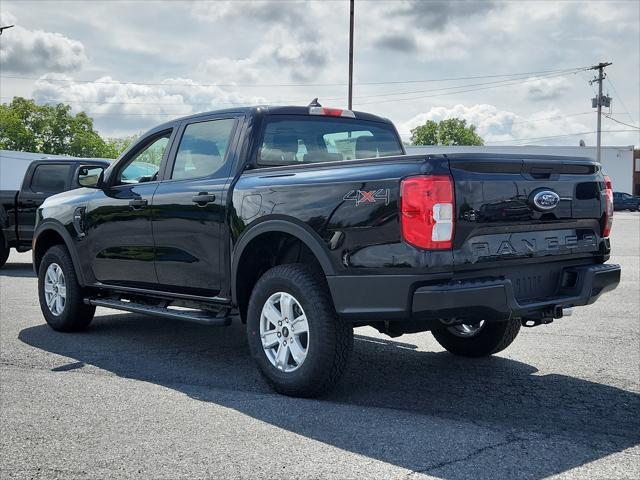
[258,115,403,166]
[30,164,70,193]
[117,132,171,185]
[171,118,236,180]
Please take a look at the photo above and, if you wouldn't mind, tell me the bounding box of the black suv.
[33,105,620,397]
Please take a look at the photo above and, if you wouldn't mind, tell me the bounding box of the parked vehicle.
[0,151,110,267]
[32,105,621,397]
[613,191,640,211]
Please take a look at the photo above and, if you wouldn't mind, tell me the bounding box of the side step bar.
[85,298,232,326]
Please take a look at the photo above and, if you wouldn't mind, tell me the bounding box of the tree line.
[0,97,136,158]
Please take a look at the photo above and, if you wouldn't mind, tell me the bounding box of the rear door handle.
[192,192,216,206]
[128,198,148,209]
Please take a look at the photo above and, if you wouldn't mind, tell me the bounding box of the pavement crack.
[404,435,523,478]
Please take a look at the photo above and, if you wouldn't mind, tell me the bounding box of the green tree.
[104,135,138,158]
[0,97,127,158]
[410,118,484,146]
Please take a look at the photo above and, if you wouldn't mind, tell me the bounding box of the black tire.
[0,243,8,268]
[247,264,353,397]
[432,318,521,357]
[38,245,95,332]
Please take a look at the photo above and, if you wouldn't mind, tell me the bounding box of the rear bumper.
[328,263,620,322]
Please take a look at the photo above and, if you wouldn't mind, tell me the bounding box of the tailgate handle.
[529,167,553,179]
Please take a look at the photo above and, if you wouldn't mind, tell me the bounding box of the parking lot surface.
[1,212,638,479]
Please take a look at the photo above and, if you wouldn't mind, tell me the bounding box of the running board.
[85,298,232,326]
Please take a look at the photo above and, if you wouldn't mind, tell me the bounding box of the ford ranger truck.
[32,105,621,397]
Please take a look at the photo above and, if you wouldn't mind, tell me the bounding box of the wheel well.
[235,232,325,322]
[33,229,66,272]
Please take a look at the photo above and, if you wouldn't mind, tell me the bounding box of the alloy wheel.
[260,292,309,372]
[44,263,66,316]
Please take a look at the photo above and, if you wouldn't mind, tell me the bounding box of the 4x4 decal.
[343,189,390,206]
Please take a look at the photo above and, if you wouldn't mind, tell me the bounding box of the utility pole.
[348,0,354,110]
[589,62,612,163]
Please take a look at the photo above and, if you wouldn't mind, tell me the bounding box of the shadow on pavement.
[19,313,640,479]
[0,263,35,278]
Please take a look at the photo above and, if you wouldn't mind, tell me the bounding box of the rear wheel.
[432,318,521,357]
[247,264,353,397]
[38,245,95,332]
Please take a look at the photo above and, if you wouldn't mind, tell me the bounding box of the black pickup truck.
[32,105,620,397]
[0,154,110,267]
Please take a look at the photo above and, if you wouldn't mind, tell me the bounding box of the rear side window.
[30,164,70,193]
[258,115,403,166]
[171,118,236,180]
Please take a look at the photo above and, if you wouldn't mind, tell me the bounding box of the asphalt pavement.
[1,212,638,479]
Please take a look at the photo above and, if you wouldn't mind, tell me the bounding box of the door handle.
[128,198,148,209]
[22,200,37,207]
[192,192,216,206]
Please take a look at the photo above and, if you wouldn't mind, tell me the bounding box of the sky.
[1,0,639,146]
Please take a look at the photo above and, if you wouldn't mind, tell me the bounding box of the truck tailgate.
[448,154,606,278]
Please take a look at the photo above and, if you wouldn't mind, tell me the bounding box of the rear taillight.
[603,175,613,237]
[400,175,455,249]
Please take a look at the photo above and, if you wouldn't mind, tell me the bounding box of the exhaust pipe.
[553,306,573,318]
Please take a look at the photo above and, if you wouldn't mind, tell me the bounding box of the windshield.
[258,115,403,166]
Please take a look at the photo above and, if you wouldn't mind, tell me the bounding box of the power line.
[354,71,577,100]
[485,129,637,145]
[603,114,640,130]
[510,112,593,125]
[0,70,586,114]
[606,77,636,124]
[1,70,579,109]
[357,70,584,105]
[0,95,345,107]
[0,66,588,88]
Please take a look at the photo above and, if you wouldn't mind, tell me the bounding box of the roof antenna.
[308,98,322,107]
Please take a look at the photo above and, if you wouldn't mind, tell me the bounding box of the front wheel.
[432,318,521,357]
[38,245,95,332]
[247,264,353,397]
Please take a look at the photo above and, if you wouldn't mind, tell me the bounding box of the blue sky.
[1,0,638,146]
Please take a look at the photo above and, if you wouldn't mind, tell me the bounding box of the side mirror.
[78,165,105,188]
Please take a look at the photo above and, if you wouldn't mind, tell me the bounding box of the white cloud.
[191,0,307,25]
[198,25,332,85]
[1,0,637,146]
[524,76,573,101]
[0,10,16,25]
[31,74,266,137]
[198,57,261,84]
[0,12,86,74]
[399,104,593,145]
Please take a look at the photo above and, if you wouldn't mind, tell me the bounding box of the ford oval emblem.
[532,190,560,211]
